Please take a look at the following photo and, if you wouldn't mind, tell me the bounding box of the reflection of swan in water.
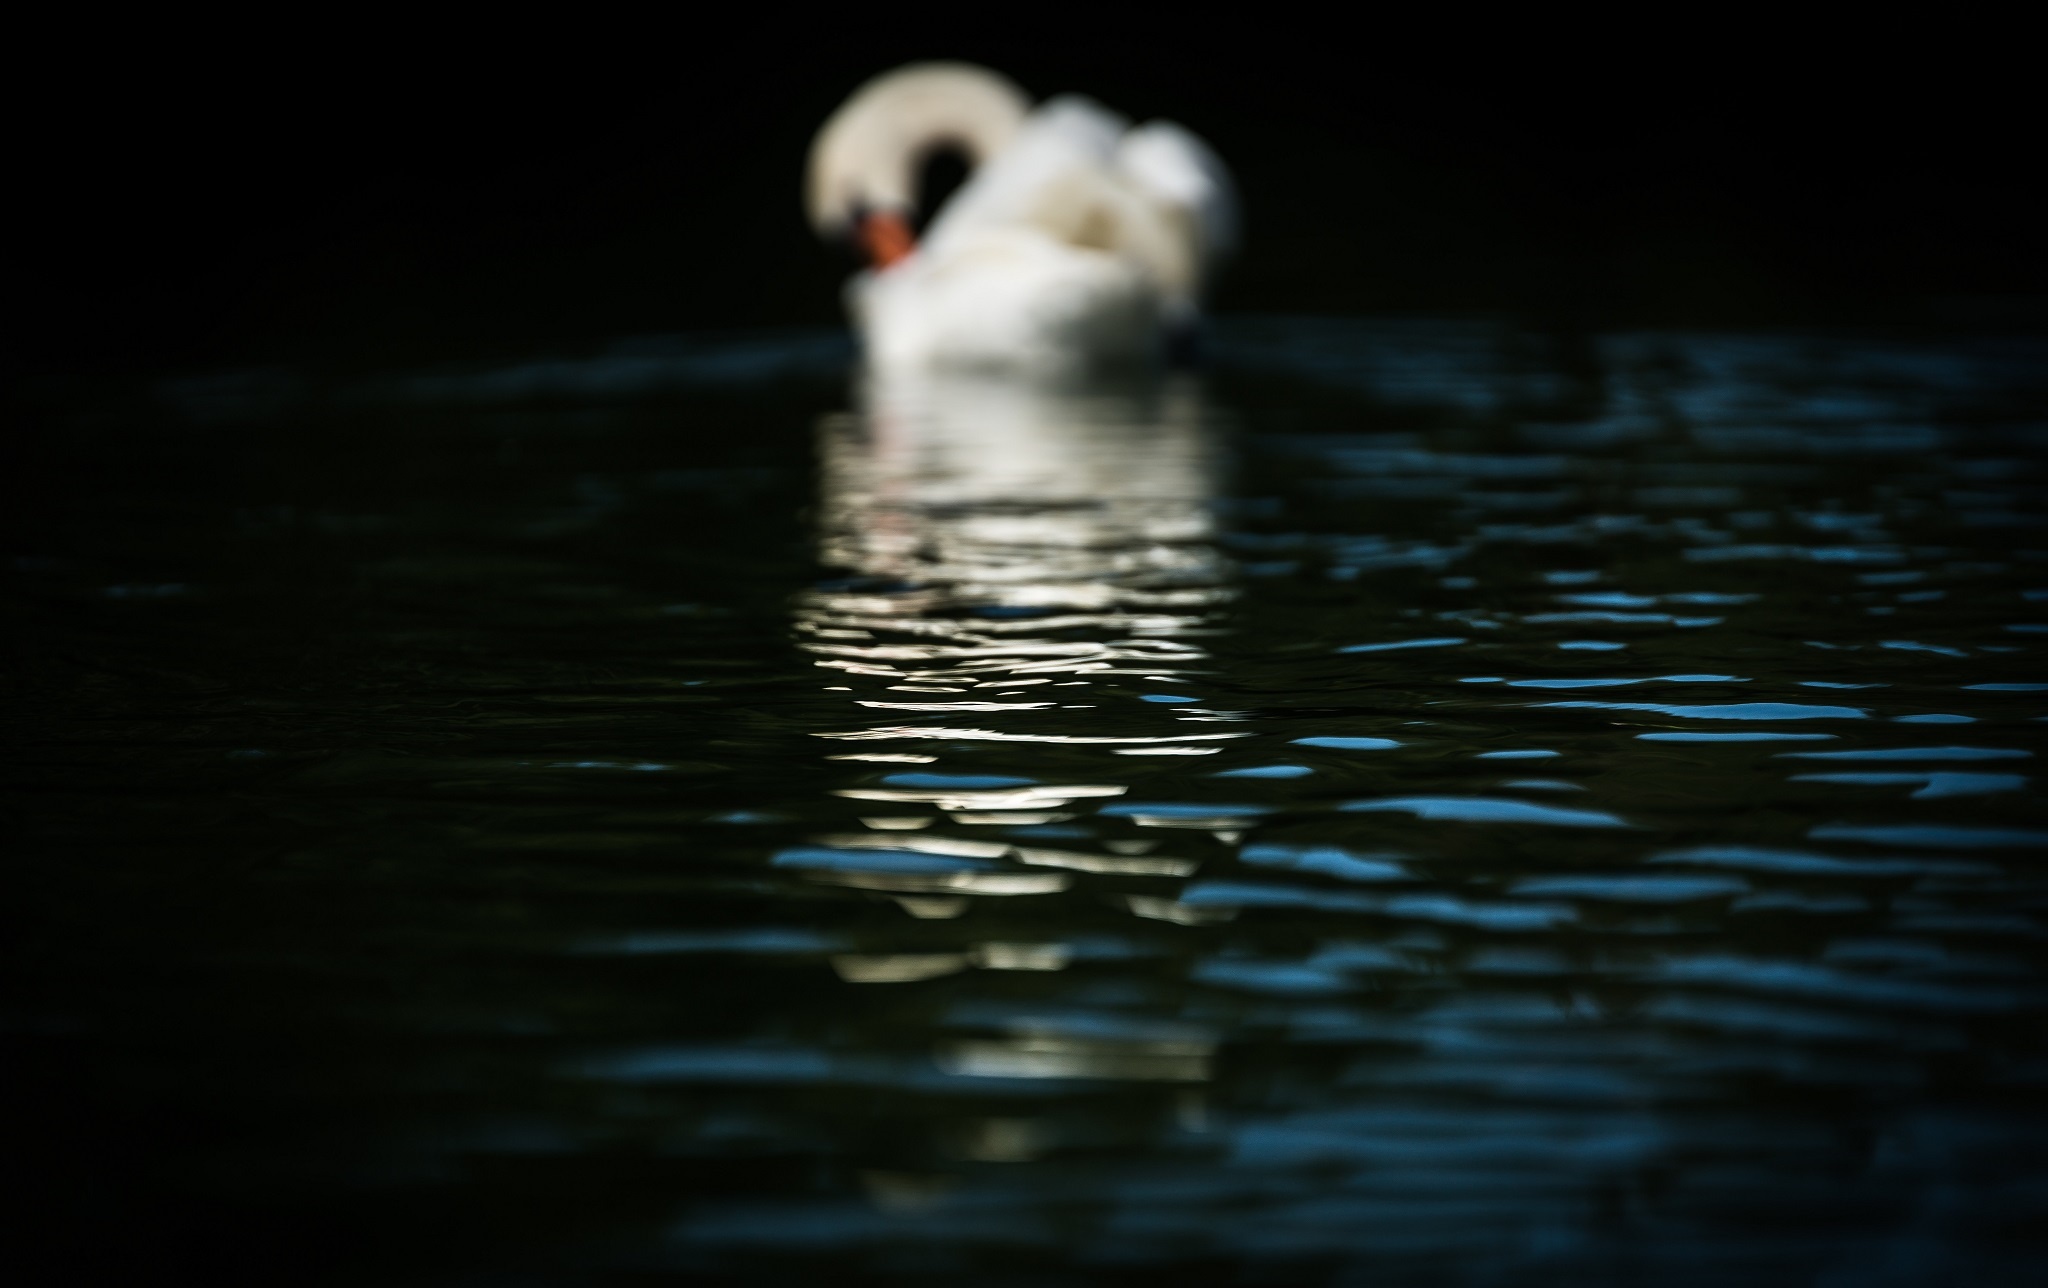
[797,371,1241,748]
[793,371,1244,926]
[806,63,1237,371]
[807,370,1228,629]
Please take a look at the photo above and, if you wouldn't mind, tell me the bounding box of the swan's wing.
[922,97,1196,308]
[920,96,1127,252]
[1115,121,1239,265]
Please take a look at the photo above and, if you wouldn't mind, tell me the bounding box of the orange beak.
[857,210,915,270]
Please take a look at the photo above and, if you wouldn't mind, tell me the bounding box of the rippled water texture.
[10,321,2048,1284]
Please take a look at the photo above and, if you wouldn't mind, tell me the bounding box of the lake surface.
[8,319,2048,1285]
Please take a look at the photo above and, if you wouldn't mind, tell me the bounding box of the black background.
[13,15,2043,378]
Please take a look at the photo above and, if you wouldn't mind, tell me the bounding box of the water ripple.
[28,321,2048,1281]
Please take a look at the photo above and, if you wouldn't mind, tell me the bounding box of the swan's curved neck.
[806,63,1030,239]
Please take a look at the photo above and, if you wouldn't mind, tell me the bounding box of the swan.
[806,63,1237,371]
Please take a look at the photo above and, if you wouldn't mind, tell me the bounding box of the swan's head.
[806,62,1030,269]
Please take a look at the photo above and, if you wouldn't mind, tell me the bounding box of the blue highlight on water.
[1651,845,1997,878]
[1537,701,1868,720]
[1098,802,1274,818]
[549,760,671,771]
[1338,637,1466,653]
[1343,797,1630,828]
[1239,843,1409,882]
[1292,736,1402,751]
[1192,958,1357,995]
[771,847,994,873]
[1178,881,1575,930]
[1212,764,1315,779]
[1810,823,2048,849]
[883,772,1036,788]
[1506,674,1746,689]
[1508,874,1750,902]
[1553,591,1657,608]
[578,929,839,955]
[1791,771,2027,799]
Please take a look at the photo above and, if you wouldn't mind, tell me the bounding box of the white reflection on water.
[789,367,1248,975]
[798,369,1230,680]
[795,369,1244,871]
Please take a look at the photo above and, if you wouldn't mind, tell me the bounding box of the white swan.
[806,63,1238,371]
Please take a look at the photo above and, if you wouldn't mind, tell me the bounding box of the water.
[8,319,2048,1285]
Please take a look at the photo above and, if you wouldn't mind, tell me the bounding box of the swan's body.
[806,64,1236,371]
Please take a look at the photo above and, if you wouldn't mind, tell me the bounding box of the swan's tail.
[1116,121,1240,265]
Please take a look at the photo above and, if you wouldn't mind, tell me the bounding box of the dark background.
[13,17,2043,378]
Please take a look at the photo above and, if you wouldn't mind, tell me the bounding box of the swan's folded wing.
[921,97,1129,254]
[923,98,1200,316]
[1116,120,1239,265]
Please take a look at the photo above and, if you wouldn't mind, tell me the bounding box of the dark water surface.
[8,320,2048,1285]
